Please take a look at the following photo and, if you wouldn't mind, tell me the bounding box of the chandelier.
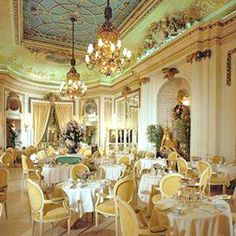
[85,0,132,76]
[60,17,87,99]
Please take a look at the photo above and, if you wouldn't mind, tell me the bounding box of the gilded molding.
[121,86,132,98]
[139,77,150,85]
[162,68,179,80]
[226,48,236,86]
[43,93,61,103]
[186,49,212,64]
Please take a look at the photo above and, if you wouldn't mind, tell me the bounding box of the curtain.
[54,103,73,132]
[32,102,51,146]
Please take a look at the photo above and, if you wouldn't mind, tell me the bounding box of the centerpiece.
[61,120,85,154]
[77,170,90,183]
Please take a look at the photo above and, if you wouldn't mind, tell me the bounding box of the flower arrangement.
[77,170,90,182]
[61,120,85,154]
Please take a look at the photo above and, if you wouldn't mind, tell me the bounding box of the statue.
[161,127,176,150]
[172,90,191,160]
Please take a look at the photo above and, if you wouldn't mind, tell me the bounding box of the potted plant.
[61,120,85,154]
[147,124,164,155]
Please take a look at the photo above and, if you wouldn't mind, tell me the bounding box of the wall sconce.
[182,96,191,106]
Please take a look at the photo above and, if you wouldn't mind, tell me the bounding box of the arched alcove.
[157,77,191,126]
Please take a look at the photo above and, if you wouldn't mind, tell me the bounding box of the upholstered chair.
[114,196,169,236]
[145,152,155,159]
[27,179,71,236]
[95,178,135,235]
[159,173,183,198]
[0,152,13,168]
[83,149,92,159]
[167,152,178,171]
[210,155,223,164]
[118,156,130,166]
[0,168,8,219]
[176,157,188,175]
[70,163,90,181]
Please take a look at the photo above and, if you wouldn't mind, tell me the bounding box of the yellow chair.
[59,147,68,155]
[36,150,47,161]
[118,156,130,166]
[198,167,211,194]
[145,152,155,159]
[27,179,71,236]
[21,155,44,185]
[167,152,178,171]
[95,178,135,234]
[0,203,2,218]
[47,146,56,157]
[70,163,90,181]
[159,173,183,198]
[114,196,168,236]
[92,150,100,159]
[210,155,223,164]
[123,147,130,154]
[0,168,8,219]
[83,149,92,159]
[185,168,197,179]
[176,157,188,175]
[197,160,210,175]
[0,152,13,168]
[78,147,86,155]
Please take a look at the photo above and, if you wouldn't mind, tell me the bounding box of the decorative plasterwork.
[162,68,179,80]
[122,86,132,98]
[137,7,201,60]
[43,93,61,103]
[226,48,236,86]
[6,91,22,113]
[139,77,150,85]
[186,49,212,64]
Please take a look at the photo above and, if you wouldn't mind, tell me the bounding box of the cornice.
[4,14,236,95]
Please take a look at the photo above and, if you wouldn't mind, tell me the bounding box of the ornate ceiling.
[0,0,234,87]
[23,0,143,49]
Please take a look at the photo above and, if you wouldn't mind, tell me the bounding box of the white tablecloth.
[61,179,108,216]
[140,158,166,171]
[101,164,126,181]
[153,198,233,236]
[138,174,162,203]
[42,165,73,185]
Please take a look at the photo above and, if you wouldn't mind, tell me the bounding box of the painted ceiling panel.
[23,0,142,48]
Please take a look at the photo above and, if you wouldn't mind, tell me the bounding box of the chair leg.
[208,185,211,196]
[223,184,226,194]
[32,220,35,235]
[67,218,71,235]
[95,211,99,227]
[115,215,118,236]
[50,222,53,231]
[4,202,8,219]
[39,223,43,236]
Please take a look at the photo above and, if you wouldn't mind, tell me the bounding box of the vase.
[65,139,78,154]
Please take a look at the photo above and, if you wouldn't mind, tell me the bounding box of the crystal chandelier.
[85,0,132,76]
[60,17,87,99]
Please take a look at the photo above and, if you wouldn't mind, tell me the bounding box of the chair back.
[114,196,139,236]
[36,150,47,161]
[167,152,178,161]
[59,147,68,155]
[0,203,2,218]
[210,155,223,164]
[6,147,13,153]
[47,146,56,156]
[70,163,90,180]
[197,160,211,175]
[79,147,86,155]
[123,147,130,154]
[185,168,196,179]
[118,156,130,166]
[92,150,100,159]
[0,168,8,187]
[84,150,92,158]
[145,152,155,159]
[133,160,141,178]
[27,179,44,213]
[131,148,137,156]
[114,178,135,204]
[177,157,188,174]
[159,173,183,198]
[21,155,29,171]
[1,153,12,167]
[199,167,211,194]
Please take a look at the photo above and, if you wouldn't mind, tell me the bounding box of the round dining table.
[42,164,74,185]
[138,174,162,203]
[151,197,233,236]
[60,179,110,217]
[101,164,126,181]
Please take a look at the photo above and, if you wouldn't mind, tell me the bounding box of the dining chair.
[0,168,9,219]
[95,177,135,235]
[176,157,188,175]
[27,179,71,236]
[92,150,100,159]
[36,150,47,161]
[145,152,155,159]
[209,155,223,164]
[46,146,56,157]
[198,167,211,194]
[84,150,92,159]
[118,156,130,166]
[159,173,183,198]
[0,152,13,168]
[0,203,3,218]
[167,152,178,171]
[114,196,169,236]
[70,163,90,181]
[123,147,130,153]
